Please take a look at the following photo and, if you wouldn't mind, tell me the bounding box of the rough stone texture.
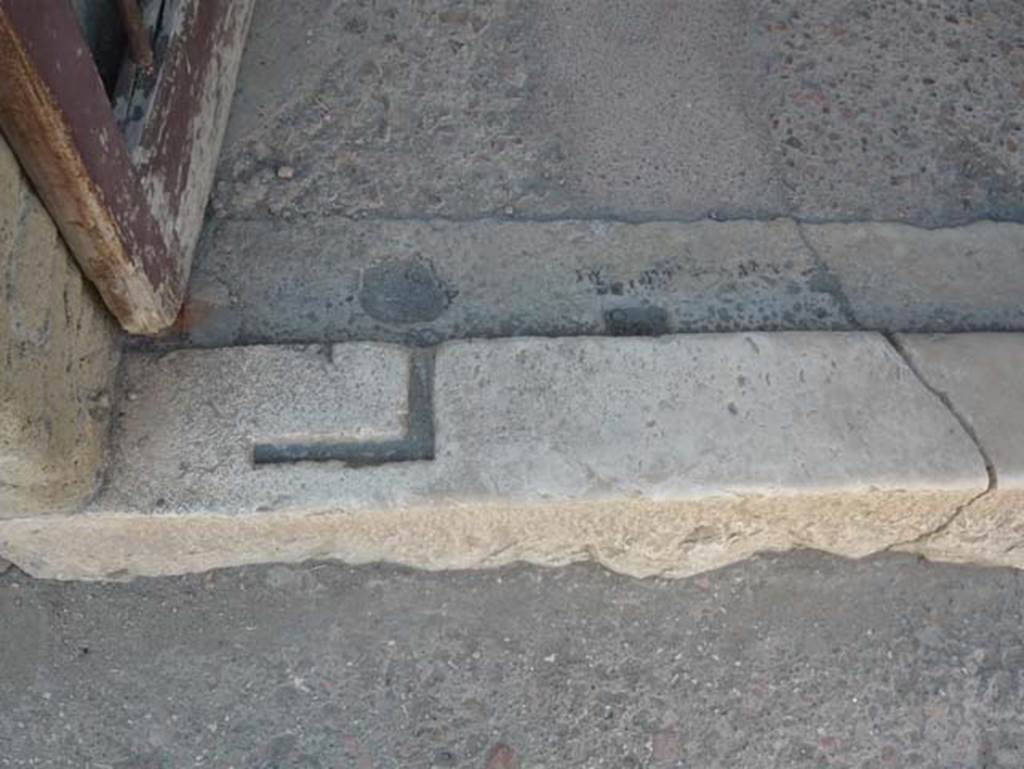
[177,0,1024,359]
[162,217,848,348]
[528,1,785,220]
[4,554,1024,768]
[112,344,410,507]
[0,333,988,580]
[0,137,120,516]
[754,0,1024,226]
[139,218,1024,350]
[895,334,1024,569]
[213,0,1024,225]
[803,222,1024,331]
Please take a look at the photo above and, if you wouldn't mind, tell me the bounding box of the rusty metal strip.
[0,0,180,333]
[0,0,254,335]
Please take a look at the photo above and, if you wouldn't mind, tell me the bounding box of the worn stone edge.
[0,488,983,581]
[2,330,1013,581]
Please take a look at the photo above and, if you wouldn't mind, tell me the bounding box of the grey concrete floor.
[214,0,1024,225]
[143,0,1024,349]
[3,552,1024,768]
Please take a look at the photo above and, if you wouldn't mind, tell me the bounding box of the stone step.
[151,218,1024,349]
[4,332,1021,581]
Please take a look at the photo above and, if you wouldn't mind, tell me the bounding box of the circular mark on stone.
[359,258,450,324]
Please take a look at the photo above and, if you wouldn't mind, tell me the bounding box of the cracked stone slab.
[804,222,1024,332]
[893,334,1024,568]
[0,333,987,581]
[142,218,1024,351]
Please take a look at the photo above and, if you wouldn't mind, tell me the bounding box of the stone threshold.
[157,217,1024,350]
[1,332,1021,581]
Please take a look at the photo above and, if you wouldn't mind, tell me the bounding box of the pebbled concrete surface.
[3,553,1024,768]
[213,0,1024,225]
[754,0,1024,225]
[162,0,1024,349]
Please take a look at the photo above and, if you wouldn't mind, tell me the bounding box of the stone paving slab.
[171,217,848,347]
[0,333,989,580]
[894,334,1024,568]
[215,0,1024,225]
[151,218,1024,350]
[803,222,1024,331]
[107,344,412,511]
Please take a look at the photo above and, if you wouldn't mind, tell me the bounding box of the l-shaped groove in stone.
[252,349,435,466]
[0,333,988,580]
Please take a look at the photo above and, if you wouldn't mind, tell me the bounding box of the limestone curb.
[0,331,1002,581]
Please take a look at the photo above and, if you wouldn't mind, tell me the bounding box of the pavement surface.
[3,552,1024,768]
[145,0,1024,349]
[214,0,1024,225]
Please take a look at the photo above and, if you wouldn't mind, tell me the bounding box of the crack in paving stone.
[795,220,862,330]
[882,332,998,549]
[883,332,998,489]
[252,349,435,466]
[888,486,994,551]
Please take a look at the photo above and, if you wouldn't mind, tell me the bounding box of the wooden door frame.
[0,0,254,334]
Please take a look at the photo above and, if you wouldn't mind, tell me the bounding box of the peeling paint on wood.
[0,0,255,335]
[131,0,256,298]
[0,0,177,333]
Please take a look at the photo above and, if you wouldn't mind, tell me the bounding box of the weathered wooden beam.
[0,0,179,333]
[122,0,256,310]
[0,0,255,335]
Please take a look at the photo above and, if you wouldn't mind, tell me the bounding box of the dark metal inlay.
[253,350,436,467]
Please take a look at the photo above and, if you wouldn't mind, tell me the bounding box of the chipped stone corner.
[0,135,122,517]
